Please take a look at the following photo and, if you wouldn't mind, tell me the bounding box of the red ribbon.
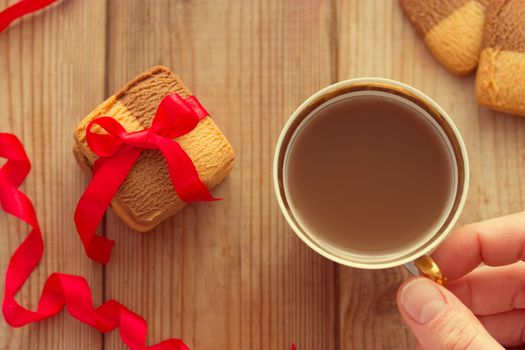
[0,0,58,33]
[0,133,188,349]
[0,2,294,348]
[74,93,217,264]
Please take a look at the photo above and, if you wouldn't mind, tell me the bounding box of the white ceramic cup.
[273,78,469,270]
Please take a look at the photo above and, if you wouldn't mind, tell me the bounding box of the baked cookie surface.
[74,66,235,231]
[401,0,489,75]
[476,0,525,116]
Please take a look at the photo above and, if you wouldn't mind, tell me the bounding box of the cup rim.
[273,77,470,269]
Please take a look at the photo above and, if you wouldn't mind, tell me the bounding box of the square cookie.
[74,66,235,232]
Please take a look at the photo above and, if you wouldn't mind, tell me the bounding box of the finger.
[416,341,426,350]
[446,263,525,315]
[432,212,525,281]
[478,310,525,348]
[397,277,503,350]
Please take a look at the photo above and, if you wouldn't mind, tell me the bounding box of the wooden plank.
[103,0,336,349]
[335,1,525,349]
[0,0,106,349]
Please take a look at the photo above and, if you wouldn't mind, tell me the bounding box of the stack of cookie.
[74,66,235,232]
[401,0,525,117]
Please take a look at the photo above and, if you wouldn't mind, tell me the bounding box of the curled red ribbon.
[0,0,58,33]
[0,132,188,350]
[74,93,217,264]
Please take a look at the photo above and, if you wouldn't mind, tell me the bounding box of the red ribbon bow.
[0,133,188,349]
[74,93,217,264]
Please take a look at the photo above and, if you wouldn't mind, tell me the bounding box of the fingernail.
[400,278,446,324]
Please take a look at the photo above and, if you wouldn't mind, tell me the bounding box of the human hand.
[397,212,525,350]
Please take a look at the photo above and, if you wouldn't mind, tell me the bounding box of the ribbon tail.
[1,133,189,348]
[0,140,62,326]
[74,145,142,264]
[0,133,31,187]
[2,226,59,327]
[149,340,190,350]
[156,137,217,203]
[0,0,59,33]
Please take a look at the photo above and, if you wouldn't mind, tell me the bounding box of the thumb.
[397,277,503,350]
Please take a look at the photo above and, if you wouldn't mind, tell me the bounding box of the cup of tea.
[273,78,469,273]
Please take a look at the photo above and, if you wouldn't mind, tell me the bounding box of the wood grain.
[103,0,336,349]
[0,0,106,349]
[336,1,525,349]
[2,0,525,349]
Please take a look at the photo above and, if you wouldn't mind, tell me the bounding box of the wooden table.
[1,0,523,349]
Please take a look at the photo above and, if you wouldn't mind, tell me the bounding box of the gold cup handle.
[404,255,447,286]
